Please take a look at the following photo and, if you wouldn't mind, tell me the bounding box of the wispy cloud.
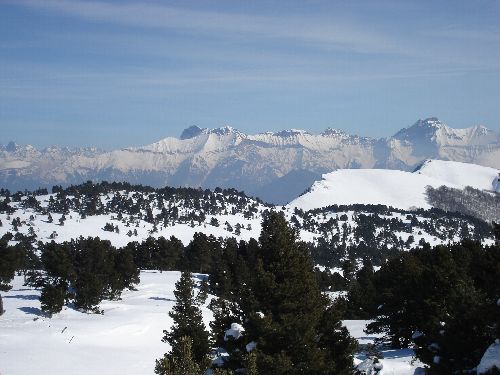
[10,0,400,54]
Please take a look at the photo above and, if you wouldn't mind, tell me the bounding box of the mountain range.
[1,117,499,203]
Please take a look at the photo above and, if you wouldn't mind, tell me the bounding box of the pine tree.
[345,259,376,319]
[162,271,210,364]
[155,336,208,375]
[0,239,20,315]
[368,240,500,373]
[40,282,66,317]
[244,212,355,374]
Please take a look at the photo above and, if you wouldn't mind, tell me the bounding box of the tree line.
[155,212,356,375]
[338,235,500,374]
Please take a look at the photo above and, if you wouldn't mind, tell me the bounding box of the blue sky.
[1,0,499,149]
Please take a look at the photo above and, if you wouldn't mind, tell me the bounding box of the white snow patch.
[224,322,244,341]
[246,341,257,352]
[343,320,425,375]
[477,340,500,374]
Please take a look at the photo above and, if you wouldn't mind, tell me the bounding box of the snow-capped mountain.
[1,118,499,203]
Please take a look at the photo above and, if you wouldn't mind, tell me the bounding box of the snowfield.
[0,272,423,375]
[289,159,499,211]
[0,271,212,375]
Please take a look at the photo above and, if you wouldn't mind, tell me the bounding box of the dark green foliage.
[241,212,355,375]
[72,237,116,312]
[307,204,492,267]
[0,238,21,315]
[344,259,377,319]
[111,246,140,297]
[494,221,500,244]
[184,233,220,274]
[128,236,183,271]
[162,271,210,364]
[426,185,500,223]
[196,278,209,305]
[30,237,140,315]
[367,240,500,373]
[103,222,115,232]
[0,239,19,292]
[40,283,67,317]
[155,336,209,375]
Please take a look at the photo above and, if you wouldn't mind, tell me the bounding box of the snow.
[1,277,427,375]
[224,322,244,341]
[0,208,263,248]
[3,118,498,201]
[416,159,499,191]
[0,271,213,375]
[343,320,425,375]
[245,341,257,352]
[477,340,500,374]
[289,159,499,211]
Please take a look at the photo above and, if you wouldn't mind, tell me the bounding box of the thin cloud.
[10,0,400,54]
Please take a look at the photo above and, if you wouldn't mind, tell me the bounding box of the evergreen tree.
[72,237,116,312]
[345,259,376,319]
[162,271,210,364]
[40,282,66,317]
[155,336,208,375]
[367,240,499,373]
[108,247,140,299]
[0,239,19,315]
[185,232,216,273]
[243,212,355,374]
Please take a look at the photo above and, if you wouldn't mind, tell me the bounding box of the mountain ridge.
[1,117,499,203]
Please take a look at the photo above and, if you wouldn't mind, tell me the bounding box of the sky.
[1,0,499,149]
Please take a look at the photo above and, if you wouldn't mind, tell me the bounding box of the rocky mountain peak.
[208,126,240,136]
[273,129,310,137]
[322,128,347,137]
[5,141,17,152]
[180,125,205,140]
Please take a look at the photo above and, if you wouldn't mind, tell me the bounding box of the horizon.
[1,116,494,150]
[1,0,499,149]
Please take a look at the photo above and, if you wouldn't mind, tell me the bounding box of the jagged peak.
[412,117,444,129]
[180,125,205,140]
[5,141,17,152]
[208,125,241,136]
[470,124,491,136]
[322,127,347,137]
[180,125,242,140]
[273,129,310,137]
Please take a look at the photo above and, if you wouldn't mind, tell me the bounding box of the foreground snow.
[343,320,425,375]
[0,271,212,375]
[1,272,425,375]
[477,340,500,374]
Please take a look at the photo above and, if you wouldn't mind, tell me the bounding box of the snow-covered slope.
[1,118,499,203]
[0,273,421,375]
[289,160,499,211]
[415,159,499,191]
[0,271,212,375]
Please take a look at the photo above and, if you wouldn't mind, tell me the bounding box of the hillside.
[0,180,494,268]
[289,160,499,211]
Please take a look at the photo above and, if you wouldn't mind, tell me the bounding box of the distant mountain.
[1,118,499,203]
